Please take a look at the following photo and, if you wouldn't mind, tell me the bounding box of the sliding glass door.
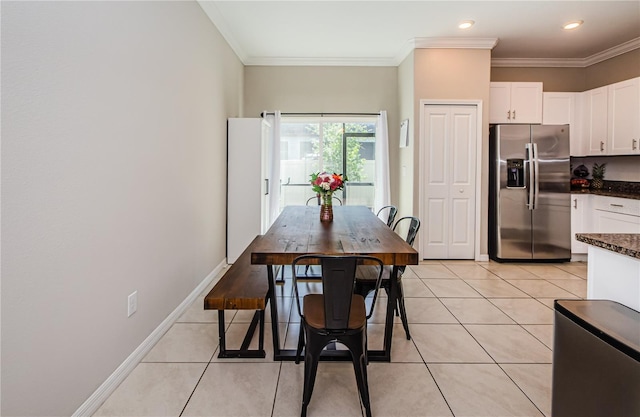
[279,118,376,209]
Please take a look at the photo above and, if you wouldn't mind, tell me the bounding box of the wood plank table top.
[251,205,419,267]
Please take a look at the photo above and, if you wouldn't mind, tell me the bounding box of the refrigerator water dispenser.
[506,159,525,188]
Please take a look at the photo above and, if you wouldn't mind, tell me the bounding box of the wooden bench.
[204,236,270,358]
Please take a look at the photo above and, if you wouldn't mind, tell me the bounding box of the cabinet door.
[570,195,590,254]
[594,210,640,233]
[489,83,511,124]
[227,118,268,263]
[421,105,477,259]
[260,120,271,234]
[543,92,579,154]
[608,77,640,155]
[586,86,608,155]
[511,82,543,123]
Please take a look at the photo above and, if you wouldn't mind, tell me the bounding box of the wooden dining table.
[251,205,419,362]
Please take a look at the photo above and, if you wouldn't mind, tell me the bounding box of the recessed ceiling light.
[458,20,475,29]
[563,20,583,30]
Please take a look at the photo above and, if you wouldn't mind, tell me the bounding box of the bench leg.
[217,309,266,359]
[240,311,261,351]
[217,310,228,357]
[258,309,265,351]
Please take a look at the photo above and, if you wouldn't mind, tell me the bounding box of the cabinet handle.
[507,110,511,120]
[600,141,605,151]
[512,110,516,120]
[265,178,269,195]
[610,204,624,208]
[573,198,577,209]
[633,139,638,150]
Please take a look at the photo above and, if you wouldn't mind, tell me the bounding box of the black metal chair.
[292,255,384,417]
[305,194,342,206]
[376,205,397,227]
[355,216,420,340]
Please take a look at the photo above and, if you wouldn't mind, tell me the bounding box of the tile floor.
[93,260,587,417]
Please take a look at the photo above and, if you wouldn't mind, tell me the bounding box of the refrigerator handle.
[532,143,539,210]
[525,143,534,210]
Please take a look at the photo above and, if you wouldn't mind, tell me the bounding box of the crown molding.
[492,37,640,68]
[584,37,640,66]
[412,37,499,50]
[394,37,499,65]
[244,56,398,67]
[242,38,500,67]
[197,1,247,63]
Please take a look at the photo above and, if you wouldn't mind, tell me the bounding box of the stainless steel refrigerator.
[489,124,571,261]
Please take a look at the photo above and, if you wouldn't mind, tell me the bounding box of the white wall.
[397,52,415,219]
[1,2,243,415]
[571,156,640,182]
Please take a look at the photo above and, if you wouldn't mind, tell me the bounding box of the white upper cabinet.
[585,86,609,155]
[490,82,543,124]
[543,92,580,154]
[608,77,640,155]
[583,77,640,156]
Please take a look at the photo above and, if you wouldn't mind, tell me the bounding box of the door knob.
[459,189,464,193]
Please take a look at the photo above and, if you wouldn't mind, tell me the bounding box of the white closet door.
[421,105,477,259]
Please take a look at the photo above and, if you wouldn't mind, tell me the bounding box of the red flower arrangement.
[310,172,346,195]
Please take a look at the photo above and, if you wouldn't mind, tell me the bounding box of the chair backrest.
[376,205,398,227]
[393,216,421,246]
[292,255,384,329]
[306,195,321,206]
[306,194,343,206]
[392,217,420,275]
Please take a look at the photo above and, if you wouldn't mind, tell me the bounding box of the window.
[279,117,377,209]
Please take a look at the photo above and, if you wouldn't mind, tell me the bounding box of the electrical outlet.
[127,291,137,317]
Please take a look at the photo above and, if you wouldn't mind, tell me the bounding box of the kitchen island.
[576,233,640,311]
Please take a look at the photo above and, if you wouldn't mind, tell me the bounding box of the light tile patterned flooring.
[93,260,587,417]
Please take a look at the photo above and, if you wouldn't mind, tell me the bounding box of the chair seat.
[356,265,392,282]
[303,294,367,330]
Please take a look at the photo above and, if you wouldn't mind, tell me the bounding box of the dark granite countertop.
[576,233,640,259]
[571,181,640,200]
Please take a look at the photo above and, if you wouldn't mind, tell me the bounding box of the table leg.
[266,265,282,359]
[382,265,399,361]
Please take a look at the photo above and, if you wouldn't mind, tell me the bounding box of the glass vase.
[320,193,333,222]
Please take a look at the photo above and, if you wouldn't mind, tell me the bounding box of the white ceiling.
[198,1,640,67]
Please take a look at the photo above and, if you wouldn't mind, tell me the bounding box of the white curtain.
[374,110,391,212]
[263,111,281,226]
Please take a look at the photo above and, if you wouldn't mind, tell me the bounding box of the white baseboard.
[72,259,227,417]
[477,254,490,262]
[571,254,588,262]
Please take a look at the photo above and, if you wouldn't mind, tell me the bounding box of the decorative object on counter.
[573,164,589,178]
[310,172,346,223]
[571,164,590,189]
[571,178,590,189]
[591,163,606,189]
